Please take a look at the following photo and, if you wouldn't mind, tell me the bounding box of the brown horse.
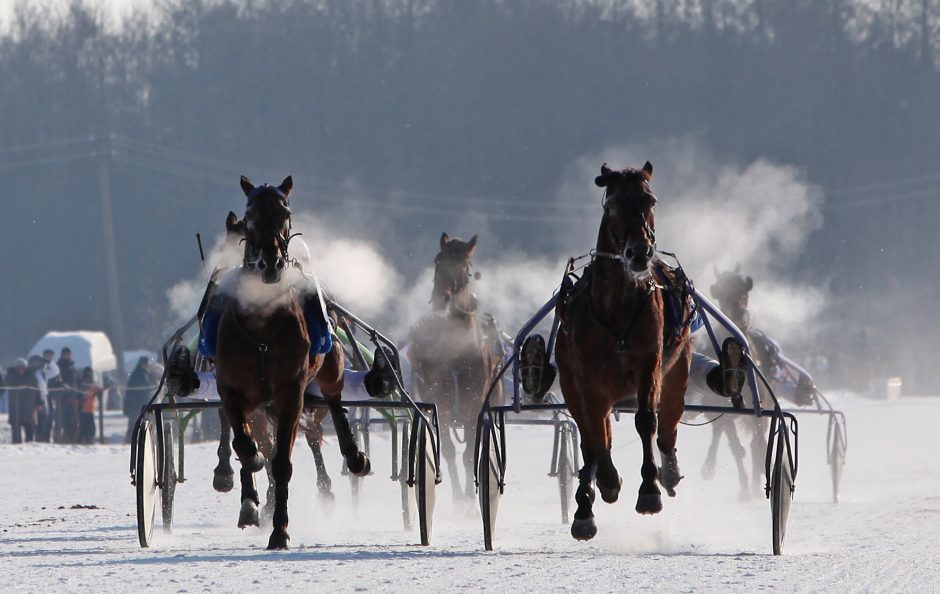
[555,162,693,540]
[211,212,334,508]
[214,175,369,550]
[701,267,813,498]
[409,233,503,500]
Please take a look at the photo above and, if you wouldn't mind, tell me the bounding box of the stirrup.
[520,334,556,401]
[166,345,199,397]
[720,337,746,400]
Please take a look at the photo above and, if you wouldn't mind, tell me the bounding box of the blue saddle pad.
[198,293,333,358]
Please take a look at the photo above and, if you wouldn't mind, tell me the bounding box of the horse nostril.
[276,259,285,270]
[624,248,635,259]
[258,260,266,270]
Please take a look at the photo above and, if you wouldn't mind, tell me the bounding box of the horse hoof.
[635,493,663,515]
[598,477,622,504]
[571,517,598,541]
[213,471,235,493]
[238,500,260,528]
[700,462,716,481]
[266,531,290,551]
[242,453,265,473]
[347,452,371,477]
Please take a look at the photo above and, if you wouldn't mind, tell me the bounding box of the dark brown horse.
[214,175,369,550]
[555,162,693,540]
[211,212,334,509]
[409,233,503,500]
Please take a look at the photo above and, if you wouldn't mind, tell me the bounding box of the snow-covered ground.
[2,394,938,593]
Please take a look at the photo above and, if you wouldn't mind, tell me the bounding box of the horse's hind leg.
[267,390,303,550]
[326,399,371,477]
[213,409,235,492]
[304,409,334,499]
[700,421,722,480]
[725,419,751,500]
[656,348,691,499]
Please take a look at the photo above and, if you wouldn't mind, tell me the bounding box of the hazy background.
[0,0,937,392]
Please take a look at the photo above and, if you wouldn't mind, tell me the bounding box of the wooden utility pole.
[97,137,127,394]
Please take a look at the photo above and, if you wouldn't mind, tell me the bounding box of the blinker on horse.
[555,161,693,541]
[213,175,369,550]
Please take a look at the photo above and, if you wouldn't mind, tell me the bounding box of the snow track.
[2,395,938,593]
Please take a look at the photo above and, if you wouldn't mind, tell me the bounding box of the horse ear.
[595,163,614,187]
[225,211,238,229]
[240,175,255,197]
[745,276,753,291]
[440,232,450,250]
[466,234,478,256]
[641,161,653,180]
[278,175,293,198]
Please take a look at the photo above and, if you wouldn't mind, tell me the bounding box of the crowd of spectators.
[0,347,160,445]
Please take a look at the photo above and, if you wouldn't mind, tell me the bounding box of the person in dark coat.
[53,347,80,444]
[8,358,39,443]
[124,356,155,443]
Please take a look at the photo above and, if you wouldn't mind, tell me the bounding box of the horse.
[409,233,503,500]
[699,267,814,498]
[210,212,334,511]
[213,175,369,550]
[554,161,694,541]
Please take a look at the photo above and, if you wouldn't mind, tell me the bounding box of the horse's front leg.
[635,358,663,515]
[221,396,264,528]
[213,409,235,492]
[268,388,303,550]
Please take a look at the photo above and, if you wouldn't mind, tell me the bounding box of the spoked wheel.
[161,420,177,533]
[413,418,437,546]
[135,417,158,548]
[828,421,846,504]
[556,424,576,525]
[478,414,501,551]
[770,423,794,556]
[399,418,415,531]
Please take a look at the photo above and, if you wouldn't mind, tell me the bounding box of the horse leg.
[213,409,235,492]
[304,409,334,499]
[571,445,598,541]
[267,389,303,550]
[750,416,768,497]
[635,360,663,515]
[700,421,721,481]
[725,418,751,501]
[656,348,690,498]
[223,398,265,474]
[326,399,371,477]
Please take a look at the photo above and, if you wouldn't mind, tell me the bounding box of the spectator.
[124,356,156,443]
[34,349,60,442]
[53,347,80,444]
[8,358,39,443]
[79,367,102,445]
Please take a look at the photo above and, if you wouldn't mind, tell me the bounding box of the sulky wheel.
[414,418,437,546]
[161,420,177,533]
[135,417,158,548]
[771,425,794,555]
[478,414,501,551]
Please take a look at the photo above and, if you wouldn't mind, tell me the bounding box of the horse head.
[710,265,753,330]
[594,161,657,279]
[431,232,479,312]
[239,175,293,284]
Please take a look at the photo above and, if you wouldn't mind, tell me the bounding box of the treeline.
[0,0,938,381]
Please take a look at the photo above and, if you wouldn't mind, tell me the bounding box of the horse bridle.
[432,252,478,315]
[593,186,658,266]
[241,185,299,274]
